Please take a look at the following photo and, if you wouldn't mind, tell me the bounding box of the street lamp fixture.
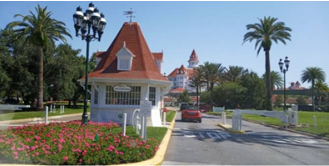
[73,2,106,125]
[278,56,290,113]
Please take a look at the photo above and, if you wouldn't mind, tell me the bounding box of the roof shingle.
[84,22,169,82]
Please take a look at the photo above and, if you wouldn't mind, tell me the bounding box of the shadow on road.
[171,127,328,149]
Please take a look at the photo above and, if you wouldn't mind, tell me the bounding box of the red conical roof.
[85,22,169,82]
[188,49,199,62]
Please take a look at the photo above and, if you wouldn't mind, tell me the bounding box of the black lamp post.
[73,3,106,125]
[278,56,290,113]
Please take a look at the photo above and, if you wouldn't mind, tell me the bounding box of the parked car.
[4,98,19,104]
[179,102,188,112]
[181,105,202,123]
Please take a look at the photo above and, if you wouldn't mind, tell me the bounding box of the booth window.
[106,86,141,105]
[149,87,156,105]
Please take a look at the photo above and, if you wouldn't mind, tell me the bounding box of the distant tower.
[188,49,199,68]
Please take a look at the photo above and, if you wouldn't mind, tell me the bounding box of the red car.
[181,106,202,123]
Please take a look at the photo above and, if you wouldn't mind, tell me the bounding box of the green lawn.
[165,111,176,122]
[207,111,329,138]
[0,107,90,121]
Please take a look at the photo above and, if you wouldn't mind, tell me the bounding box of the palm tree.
[301,67,326,111]
[314,81,329,109]
[262,71,283,90]
[200,62,226,106]
[225,66,248,82]
[243,16,292,111]
[200,62,211,91]
[6,5,72,110]
[189,67,205,106]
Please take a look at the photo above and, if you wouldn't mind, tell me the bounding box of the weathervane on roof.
[124,8,136,23]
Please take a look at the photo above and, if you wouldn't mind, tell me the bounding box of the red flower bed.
[0,121,159,165]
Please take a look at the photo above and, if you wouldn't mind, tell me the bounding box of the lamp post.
[73,3,106,125]
[278,56,290,113]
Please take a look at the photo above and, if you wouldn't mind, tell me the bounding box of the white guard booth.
[79,22,172,126]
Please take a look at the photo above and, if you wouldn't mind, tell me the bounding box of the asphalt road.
[162,112,329,165]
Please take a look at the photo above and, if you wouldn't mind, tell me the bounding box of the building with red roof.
[79,22,172,126]
[167,49,206,93]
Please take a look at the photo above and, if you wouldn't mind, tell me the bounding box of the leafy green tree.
[239,71,266,109]
[178,90,190,103]
[189,67,205,106]
[199,62,226,106]
[0,29,39,105]
[314,81,329,108]
[45,44,81,101]
[200,91,211,104]
[224,66,248,82]
[296,95,307,105]
[6,5,72,110]
[243,16,292,110]
[213,82,247,109]
[273,95,283,108]
[263,71,283,90]
[0,30,12,97]
[301,67,326,111]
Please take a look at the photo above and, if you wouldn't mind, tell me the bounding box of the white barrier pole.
[285,115,289,128]
[239,114,242,130]
[163,112,166,125]
[295,111,298,126]
[142,116,147,141]
[45,106,48,124]
[53,105,56,113]
[141,116,145,139]
[236,114,239,130]
[122,113,127,136]
[313,115,317,127]
[135,114,139,134]
[233,113,237,130]
[222,112,226,125]
[50,105,53,113]
[232,114,235,130]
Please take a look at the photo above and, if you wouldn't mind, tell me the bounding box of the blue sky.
[1,1,329,88]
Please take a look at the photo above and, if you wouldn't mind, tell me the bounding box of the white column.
[313,115,317,127]
[98,85,106,105]
[45,106,48,124]
[122,113,127,136]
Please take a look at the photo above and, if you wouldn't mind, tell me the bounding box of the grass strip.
[165,111,176,122]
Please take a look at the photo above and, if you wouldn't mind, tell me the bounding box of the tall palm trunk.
[37,46,44,111]
[196,86,199,106]
[265,50,272,110]
[312,80,315,111]
[210,83,214,107]
[206,81,209,92]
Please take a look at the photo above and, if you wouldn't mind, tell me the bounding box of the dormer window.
[116,41,135,71]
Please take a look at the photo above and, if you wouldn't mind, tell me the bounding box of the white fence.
[213,106,225,113]
[0,104,30,111]
[229,107,299,131]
